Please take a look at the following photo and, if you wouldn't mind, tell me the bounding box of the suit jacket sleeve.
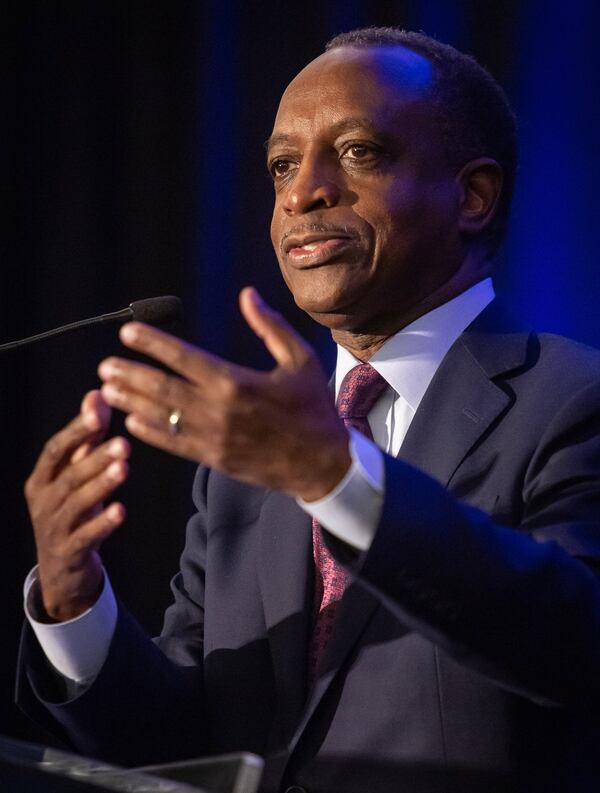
[327,375,600,709]
[15,466,213,767]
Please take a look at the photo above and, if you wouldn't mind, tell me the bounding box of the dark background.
[2,0,599,743]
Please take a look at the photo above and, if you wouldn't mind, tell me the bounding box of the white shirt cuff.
[24,566,117,685]
[297,428,384,551]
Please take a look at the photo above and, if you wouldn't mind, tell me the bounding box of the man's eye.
[270,159,294,178]
[340,143,378,161]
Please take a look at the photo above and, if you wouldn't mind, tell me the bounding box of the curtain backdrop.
[3,0,599,743]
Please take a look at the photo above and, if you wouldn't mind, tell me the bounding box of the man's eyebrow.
[328,117,379,136]
[264,133,291,153]
[265,118,379,154]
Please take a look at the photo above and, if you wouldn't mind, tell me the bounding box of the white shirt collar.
[335,278,496,410]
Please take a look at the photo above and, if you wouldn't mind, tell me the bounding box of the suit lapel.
[400,302,532,485]
[399,349,506,484]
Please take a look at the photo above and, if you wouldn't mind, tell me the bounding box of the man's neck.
[332,263,494,361]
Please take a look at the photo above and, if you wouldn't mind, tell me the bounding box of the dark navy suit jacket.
[17,303,600,792]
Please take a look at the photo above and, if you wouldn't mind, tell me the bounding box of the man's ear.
[456,157,503,236]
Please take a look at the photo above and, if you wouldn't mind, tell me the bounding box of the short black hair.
[326,28,518,253]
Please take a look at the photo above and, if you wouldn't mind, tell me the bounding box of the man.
[18,28,600,793]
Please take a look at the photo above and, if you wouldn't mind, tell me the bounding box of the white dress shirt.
[300,277,495,548]
[24,278,495,684]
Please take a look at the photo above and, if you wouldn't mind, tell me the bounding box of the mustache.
[280,222,359,251]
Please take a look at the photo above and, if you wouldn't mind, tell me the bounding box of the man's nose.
[282,156,341,215]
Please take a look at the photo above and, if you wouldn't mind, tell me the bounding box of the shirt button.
[284,787,307,793]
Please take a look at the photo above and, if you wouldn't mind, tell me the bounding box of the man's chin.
[300,296,411,338]
[300,302,366,332]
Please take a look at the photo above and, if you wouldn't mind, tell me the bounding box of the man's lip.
[284,237,357,268]
[282,232,355,254]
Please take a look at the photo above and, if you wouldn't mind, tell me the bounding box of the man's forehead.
[269,46,436,147]
[283,45,435,106]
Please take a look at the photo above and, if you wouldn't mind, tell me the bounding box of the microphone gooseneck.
[0,296,183,353]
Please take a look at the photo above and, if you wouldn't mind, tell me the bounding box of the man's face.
[268,46,466,334]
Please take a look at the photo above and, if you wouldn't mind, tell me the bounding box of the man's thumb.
[239,287,309,368]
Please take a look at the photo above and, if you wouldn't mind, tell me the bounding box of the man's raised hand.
[99,287,351,501]
[24,390,130,622]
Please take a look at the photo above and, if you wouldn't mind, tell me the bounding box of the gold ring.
[168,409,182,435]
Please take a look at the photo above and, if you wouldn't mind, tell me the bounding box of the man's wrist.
[24,565,118,684]
[297,442,353,503]
[297,429,384,551]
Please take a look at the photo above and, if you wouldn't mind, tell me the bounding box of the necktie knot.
[337,363,388,421]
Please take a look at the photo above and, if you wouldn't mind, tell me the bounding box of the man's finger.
[239,287,310,369]
[80,389,112,431]
[100,376,197,430]
[98,358,190,410]
[124,413,202,464]
[119,322,224,385]
[72,390,113,464]
[66,502,127,555]
[54,437,130,514]
[56,457,129,530]
[27,410,104,489]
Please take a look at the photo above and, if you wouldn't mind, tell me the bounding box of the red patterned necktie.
[308,363,389,686]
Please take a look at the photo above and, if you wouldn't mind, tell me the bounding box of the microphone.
[0,296,183,353]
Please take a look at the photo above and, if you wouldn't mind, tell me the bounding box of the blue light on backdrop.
[195,4,240,351]
[505,0,600,344]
